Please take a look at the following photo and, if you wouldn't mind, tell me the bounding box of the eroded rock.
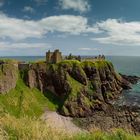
[0,63,18,94]
[25,60,132,117]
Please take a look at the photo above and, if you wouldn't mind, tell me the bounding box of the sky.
[0,0,140,56]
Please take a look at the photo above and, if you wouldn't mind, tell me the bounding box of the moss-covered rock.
[59,60,87,85]
[23,60,131,117]
[0,59,131,117]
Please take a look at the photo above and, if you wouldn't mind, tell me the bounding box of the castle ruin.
[46,49,62,63]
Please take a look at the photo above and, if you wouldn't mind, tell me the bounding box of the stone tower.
[53,49,62,63]
[46,49,62,63]
[46,50,53,63]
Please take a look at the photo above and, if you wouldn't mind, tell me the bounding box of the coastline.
[0,57,140,135]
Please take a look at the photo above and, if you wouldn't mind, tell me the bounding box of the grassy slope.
[1,114,140,140]
[0,78,58,118]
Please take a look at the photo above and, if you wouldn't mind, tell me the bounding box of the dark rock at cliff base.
[24,60,132,117]
[73,106,140,134]
[120,74,140,84]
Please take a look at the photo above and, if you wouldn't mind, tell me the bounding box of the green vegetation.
[67,74,83,97]
[57,60,81,71]
[72,130,140,140]
[51,59,114,77]
[0,114,66,140]
[0,59,139,139]
[94,60,110,69]
[86,81,96,95]
[59,60,81,65]
[0,114,140,140]
[81,61,96,68]
[0,58,18,65]
[81,59,112,68]
[0,78,58,118]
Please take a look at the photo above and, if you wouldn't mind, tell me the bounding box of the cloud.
[23,6,35,13]
[0,13,99,41]
[59,0,90,13]
[0,13,100,55]
[23,15,31,19]
[79,47,98,51]
[0,13,45,40]
[0,41,52,56]
[92,19,140,46]
[3,12,140,47]
[39,15,99,35]
[0,42,51,49]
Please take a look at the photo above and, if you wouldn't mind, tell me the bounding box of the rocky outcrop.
[73,106,140,134]
[120,74,140,84]
[0,62,18,94]
[25,60,132,117]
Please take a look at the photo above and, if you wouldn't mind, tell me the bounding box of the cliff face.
[25,60,131,117]
[0,63,18,94]
[0,60,139,133]
[0,60,132,116]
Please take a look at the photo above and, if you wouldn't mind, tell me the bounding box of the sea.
[107,56,140,108]
[0,56,140,108]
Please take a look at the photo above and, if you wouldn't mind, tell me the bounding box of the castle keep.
[46,49,62,63]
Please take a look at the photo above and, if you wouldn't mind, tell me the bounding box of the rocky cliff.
[25,60,131,117]
[1,59,140,133]
[0,60,132,115]
[0,61,18,94]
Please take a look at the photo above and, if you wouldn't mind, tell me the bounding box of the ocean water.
[0,56,140,107]
[107,56,140,108]
[107,56,140,76]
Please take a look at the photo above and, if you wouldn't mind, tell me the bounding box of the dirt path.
[41,111,84,134]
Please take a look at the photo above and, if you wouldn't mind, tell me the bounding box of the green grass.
[81,61,96,68]
[67,74,83,98]
[72,129,140,140]
[0,114,140,140]
[0,78,58,118]
[94,60,109,68]
[0,58,18,64]
[59,60,81,65]
[66,75,93,107]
